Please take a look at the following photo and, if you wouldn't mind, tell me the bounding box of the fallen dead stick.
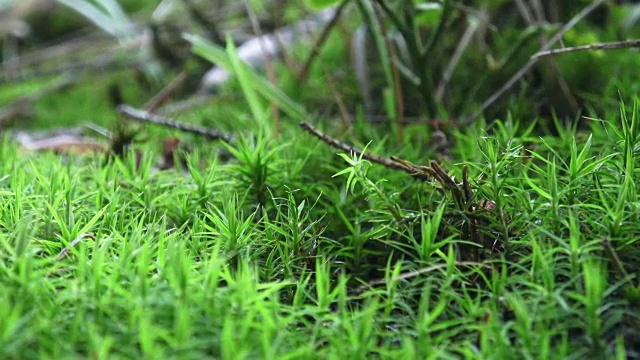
[354,261,491,294]
[143,71,188,112]
[461,0,606,124]
[300,121,471,208]
[299,121,433,180]
[297,0,349,82]
[0,76,75,127]
[297,120,471,193]
[56,233,96,261]
[532,39,640,58]
[117,104,231,142]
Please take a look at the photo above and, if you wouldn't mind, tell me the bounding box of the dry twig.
[297,0,349,82]
[143,72,188,112]
[532,39,640,58]
[354,261,490,293]
[0,77,75,128]
[435,13,482,101]
[602,238,631,281]
[300,122,496,261]
[243,0,281,135]
[462,0,607,124]
[117,104,231,141]
[56,234,96,261]
[514,0,578,112]
[299,121,476,206]
[299,121,436,181]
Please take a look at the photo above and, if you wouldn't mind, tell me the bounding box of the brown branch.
[430,160,457,190]
[602,238,631,281]
[182,0,225,45]
[297,0,349,82]
[0,77,75,128]
[462,165,473,205]
[143,71,188,112]
[56,234,96,261]
[243,0,281,136]
[373,0,405,141]
[532,39,640,58]
[299,121,435,181]
[436,14,481,101]
[320,61,353,131]
[117,104,231,141]
[517,0,578,112]
[461,0,607,124]
[354,261,490,294]
[463,165,481,260]
[300,121,481,216]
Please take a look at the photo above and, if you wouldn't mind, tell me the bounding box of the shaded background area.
[1,0,640,135]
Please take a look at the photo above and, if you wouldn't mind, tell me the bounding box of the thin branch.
[319,61,353,130]
[462,165,473,205]
[300,122,475,211]
[520,0,578,114]
[0,77,75,128]
[243,0,281,135]
[143,71,187,112]
[435,12,480,101]
[461,0,606,124]
[602,238,631,280]
[354,261,490,293]
[56,234,96,261]
[117,104,231,141]
[299,121,435,180]
[371,0,406,36]
[297,0,349,82]
[514,0,534,24]
[372,0,404,140]
[181,0,225,44]
[532,39,640,58]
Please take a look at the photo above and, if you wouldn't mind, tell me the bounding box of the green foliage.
[55,0,133,41]
[0,100,638,357]
[3,0,640,358]
[304,0,341,11]
[186,34,311,123]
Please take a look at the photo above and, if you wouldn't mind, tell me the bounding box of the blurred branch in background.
[533,39,640,58]
[1,0,639,133]
[200,5,339,91]
[462,0,607,125]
